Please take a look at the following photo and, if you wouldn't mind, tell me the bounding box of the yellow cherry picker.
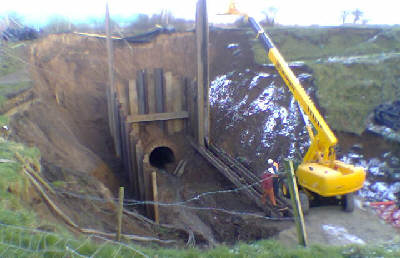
[223,2,366,212]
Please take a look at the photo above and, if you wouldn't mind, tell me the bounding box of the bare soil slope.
[4,31,293,245]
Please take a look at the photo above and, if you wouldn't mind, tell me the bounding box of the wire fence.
[51,175,292,222]
[0,222,148,257]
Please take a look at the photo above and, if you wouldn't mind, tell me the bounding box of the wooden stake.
[152,172,160,224]
[116,186,124,241]
[287,160,308,247]
[105,2,116,148]
[196,0,210,146]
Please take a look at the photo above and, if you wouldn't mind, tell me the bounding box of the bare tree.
[352,9,363,24]
[340,10,350,24]
[260,6,278,26]
[43,16,73,34]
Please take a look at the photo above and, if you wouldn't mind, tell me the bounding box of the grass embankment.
[0,44,22,78]
[252,26,400,134]
[252,26,400,63]
[148,241,400,257]
[0,131,39,227]
[310,56,400,134]
[0,42,32,108]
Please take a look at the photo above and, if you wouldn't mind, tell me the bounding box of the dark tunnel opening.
[149,146,175,169]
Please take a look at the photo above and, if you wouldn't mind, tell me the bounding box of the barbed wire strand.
[54,174,268,204]
[51,183,292,222]
[0,222,148,257]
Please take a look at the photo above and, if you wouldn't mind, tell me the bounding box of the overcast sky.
[1,0,399,26]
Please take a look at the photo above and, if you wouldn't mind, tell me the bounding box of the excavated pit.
[7,30,292,246]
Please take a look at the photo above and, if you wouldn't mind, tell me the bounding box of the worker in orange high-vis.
[261,167,278,206]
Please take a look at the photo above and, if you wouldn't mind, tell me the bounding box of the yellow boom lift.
[223,2,366,212]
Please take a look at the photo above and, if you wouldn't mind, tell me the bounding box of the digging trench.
[6,30,292,246]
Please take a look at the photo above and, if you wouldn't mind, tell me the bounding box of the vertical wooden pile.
[105,3,122,158]
[196,0,210,146]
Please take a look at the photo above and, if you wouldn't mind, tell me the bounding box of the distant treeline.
[0,11,195,39]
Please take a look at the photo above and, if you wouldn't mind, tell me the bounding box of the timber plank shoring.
[126,111,189,123]
[136,70,148,115]
[154,68,165,131]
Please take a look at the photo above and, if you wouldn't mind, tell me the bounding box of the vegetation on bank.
[0,43,25,77]
[0,42,32,108]
[252,26,400,64]
[0,140,38,227]
[0,230,399,257]
[310,56,400,134]
[252,26,400,134]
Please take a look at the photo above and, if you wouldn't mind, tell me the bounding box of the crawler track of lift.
[189,139,293,218]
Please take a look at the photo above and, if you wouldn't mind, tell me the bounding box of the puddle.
[322,224,365,245]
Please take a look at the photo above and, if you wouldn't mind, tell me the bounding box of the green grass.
[0,233,398,258]
[252,26,400,64]
[0,44,23,78]
[0,81,32,108]
[0,140,40,227]
[140,240,400,257]
[0,81,32,96]
[310,56,400,134]
[0,42,31,108]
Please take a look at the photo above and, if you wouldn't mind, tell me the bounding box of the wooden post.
[183,78,189,133]
[287,160,308,246]
[146,70,156,114]
[129,133,140,198]
[116,186,124,241]
[114,106,122,158]
[196,0,210,146]
[129,79,140,136]
[136,70,148,115]
[152,172,160,224]
[136,140,145,201]
[105,3,116,143]
[154,68,165,132]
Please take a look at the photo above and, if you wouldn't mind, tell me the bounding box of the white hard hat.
[268,159,273,165]
[268,167,275,174]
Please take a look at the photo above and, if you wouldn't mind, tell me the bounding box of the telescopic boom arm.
[246,17,338,163]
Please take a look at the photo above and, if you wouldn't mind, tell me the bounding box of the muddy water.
[210,61,400,203]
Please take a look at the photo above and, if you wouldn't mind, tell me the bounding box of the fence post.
[152,172,160,224]
[287,160,308,246]
[116,187,124,241]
